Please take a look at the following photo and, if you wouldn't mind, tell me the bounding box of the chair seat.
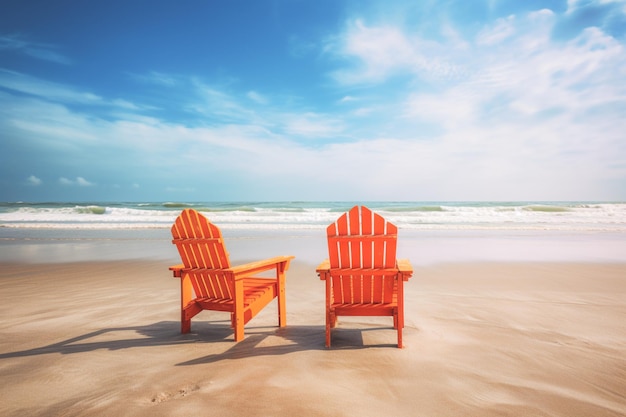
[195,278,278,311]
[332,303,397,316]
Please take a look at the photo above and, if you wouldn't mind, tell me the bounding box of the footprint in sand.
[151,384,200,403]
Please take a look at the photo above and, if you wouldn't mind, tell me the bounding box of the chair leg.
[180,276,193,334]
[181,315,191,334]
[233,280,245,341]
[325,311,332,348]
[278,286,287,328]
[396,310,404,348]
[233,313,244,341]
[277,270,287,328]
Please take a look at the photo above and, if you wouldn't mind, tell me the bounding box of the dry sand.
[1,257,625,416]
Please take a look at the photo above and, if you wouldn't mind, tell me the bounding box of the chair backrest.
[171,208,231,269]
[326,206,398,304]
[172,209,233,300]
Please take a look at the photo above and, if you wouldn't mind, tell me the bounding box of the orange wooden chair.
[316,206,413,348]
[169,208,294,341]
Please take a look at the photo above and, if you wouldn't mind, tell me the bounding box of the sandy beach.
[1,231,625,416]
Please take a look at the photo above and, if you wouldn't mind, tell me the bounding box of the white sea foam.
[0,202,625,231]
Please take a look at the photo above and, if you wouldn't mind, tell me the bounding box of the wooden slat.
[348,206,361,270]
[187,271,212,299]
[362,206,374,301]
[327,221,339,268]
[333,303,396,316]
[181,209,196,238]
[337,212,350,269]
[331,234,395,241]
[197,209,214,238]
[187,242,202,269]
[361,206,373,235]
[194,216,207,269]
[328,267,400,275]
[373,212,385,268]
[362,274,373,303]
[385,222,398,268]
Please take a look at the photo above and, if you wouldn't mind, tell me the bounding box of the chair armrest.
[316,259,330,280]
[397,259,413,281]
[230,256,294,278]
[169,264,185,278]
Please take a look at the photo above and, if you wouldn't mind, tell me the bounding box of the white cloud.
[404,87,478,129]
[400,9,625,129]
[59,177,95,187]
[76,177,94,187]
[329,19,465,85]
[26,175,42,186]
[339,95,357,103]
[339,20,415,81]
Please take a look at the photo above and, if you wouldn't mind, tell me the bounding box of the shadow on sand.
[0,321,400,365]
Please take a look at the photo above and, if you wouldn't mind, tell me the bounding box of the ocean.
[1,201,625,231]
[2,201,625,264]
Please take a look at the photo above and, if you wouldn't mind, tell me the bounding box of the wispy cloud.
[476,15,517,45]
[566,0,626,14]
[247,90,269,105]
[190,82,260,123]
[0,69,149,120]
[328,19,465,85]
[0,69,102,104]
[0,34,72,65]
[130,71,179,86]
[165,78,348,140]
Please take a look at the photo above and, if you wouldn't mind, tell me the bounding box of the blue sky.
[1,0,625,202]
